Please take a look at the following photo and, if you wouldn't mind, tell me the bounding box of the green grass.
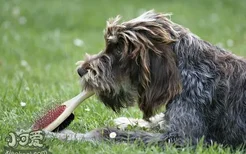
[1,0,246,153]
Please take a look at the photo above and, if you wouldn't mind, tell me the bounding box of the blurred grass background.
[0,0,246,153]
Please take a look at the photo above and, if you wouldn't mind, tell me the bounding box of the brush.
[32,90,94,132]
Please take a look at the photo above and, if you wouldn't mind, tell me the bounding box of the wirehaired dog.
[48,10,246,148]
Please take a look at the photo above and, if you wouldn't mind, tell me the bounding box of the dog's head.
[77,10,182,119]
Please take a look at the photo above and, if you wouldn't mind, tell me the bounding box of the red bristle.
[33,105,66,130]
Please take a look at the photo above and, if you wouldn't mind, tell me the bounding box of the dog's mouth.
[77,70,95,104]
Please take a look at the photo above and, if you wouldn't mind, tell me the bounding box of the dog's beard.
[81,54,116,93]
[80,56,138,112]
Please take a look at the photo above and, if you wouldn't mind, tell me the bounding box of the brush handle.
[62,90,94,106]
[44,90,94,131]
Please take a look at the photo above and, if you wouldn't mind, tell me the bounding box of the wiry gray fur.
[75,10,246,148]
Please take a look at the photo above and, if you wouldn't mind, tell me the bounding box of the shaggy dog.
[48,10,246,148]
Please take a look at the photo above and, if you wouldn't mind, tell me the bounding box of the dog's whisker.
[85,53,91,60]
[75,60,85,66]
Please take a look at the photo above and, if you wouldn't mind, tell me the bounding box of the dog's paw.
[113,117,150,130]
[113,117,136,130]
[149,113,165,123]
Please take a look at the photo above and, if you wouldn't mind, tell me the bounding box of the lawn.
[0,0,246,153]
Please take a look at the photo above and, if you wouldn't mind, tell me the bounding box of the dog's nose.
[77,67,88,77]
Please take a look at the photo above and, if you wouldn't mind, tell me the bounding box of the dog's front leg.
[114,113,165,130]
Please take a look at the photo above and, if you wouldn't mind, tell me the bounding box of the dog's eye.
[116,50,121,55]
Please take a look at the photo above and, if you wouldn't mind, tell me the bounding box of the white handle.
[62,90,94,106]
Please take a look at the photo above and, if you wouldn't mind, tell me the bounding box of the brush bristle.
[32,105,66,130]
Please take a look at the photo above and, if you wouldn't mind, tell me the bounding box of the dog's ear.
[138,45,182,119]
